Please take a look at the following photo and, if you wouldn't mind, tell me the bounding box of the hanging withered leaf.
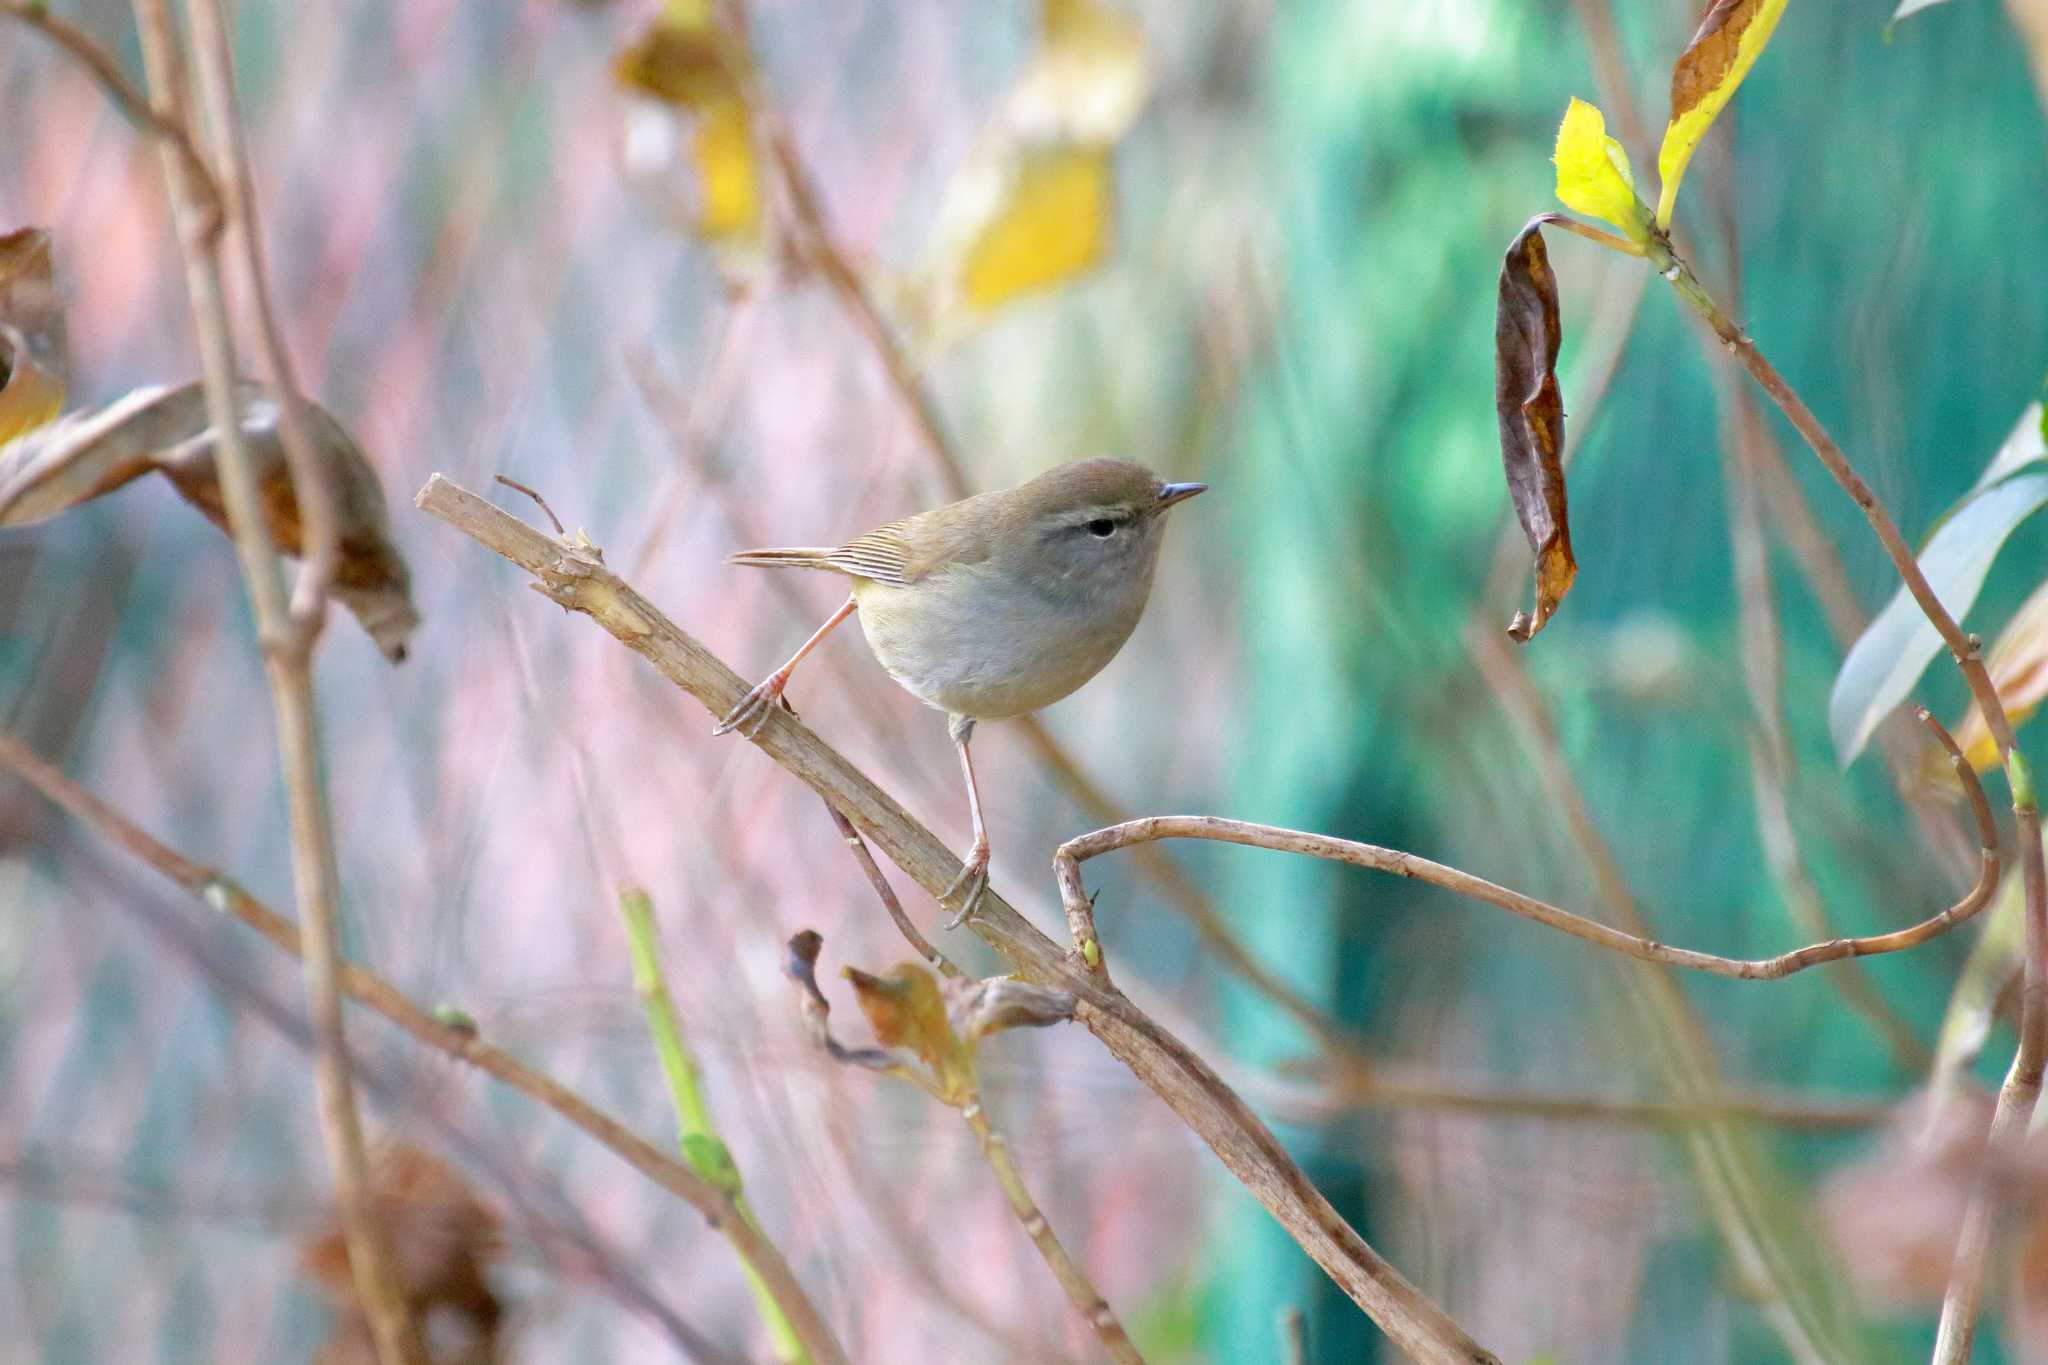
[0,381,420,662]
[1655,0,1791,228]
[613,4,769,279]
[1494,217,1573,642]
[0,228,68,445]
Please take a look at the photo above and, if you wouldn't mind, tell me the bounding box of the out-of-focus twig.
[1278,1306,1308,1365]
[1287,1062,1891,1132]
[128,4,419,1359]
[1714,337,1926,1066]
[0,729,851,1365]
[618,888,812,1365]
[185,0,339,637]
[1,0,222,233]
[1467,624,1868,1364]
[415,473,1503,1364]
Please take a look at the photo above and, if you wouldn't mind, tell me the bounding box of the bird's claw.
[713,676,784,737]
[941,844,991,929]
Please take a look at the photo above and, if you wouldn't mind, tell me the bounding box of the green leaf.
[1968,400,2046,494]
[1829,470,2048,764]
[1889,0,1954,26]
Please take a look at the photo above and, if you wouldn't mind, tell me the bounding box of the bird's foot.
[941,841,991,929]
[713,672,788,737]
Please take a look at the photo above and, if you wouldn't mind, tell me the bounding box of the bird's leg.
[942,716,992,927]
[713,596,857,737]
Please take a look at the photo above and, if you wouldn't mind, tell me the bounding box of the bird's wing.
[825,521,917,585]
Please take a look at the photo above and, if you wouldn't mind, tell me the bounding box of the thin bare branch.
[184,0,339,636]
[415,473,1502,1365]
[959,1100,1146,1365]
[2,0,222,233]
[128,3,417,1357]
[1707,240,1926,1066]
[494,473,566,535]
[0,729,852,1365]
[1053,780,1995,983]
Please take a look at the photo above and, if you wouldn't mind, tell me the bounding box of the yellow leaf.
[691,97,761,243]
[1655,0,1791,228]
[612,14,765,250]
[1936,577,2048,781]
[0,332,64,446]
[1552,98,1647,240]
[959,144,1113,314]
[0,227,66,443]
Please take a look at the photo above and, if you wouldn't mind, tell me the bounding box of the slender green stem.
[618,888,810,1365]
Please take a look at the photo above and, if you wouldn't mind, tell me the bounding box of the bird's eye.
[1086,518,1117,538]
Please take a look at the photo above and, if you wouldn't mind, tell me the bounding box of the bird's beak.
[1156,481,1207,510]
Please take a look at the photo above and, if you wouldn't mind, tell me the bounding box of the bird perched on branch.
[714,458,1206,922]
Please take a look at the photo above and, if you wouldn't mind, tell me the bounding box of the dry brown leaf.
[845,962,975,1104]
[944,975,1077,1044]
[0,382,420,662]
[1494,217,1573,641]
[301,1143,504,1365]
[1819,1086,2048,1354]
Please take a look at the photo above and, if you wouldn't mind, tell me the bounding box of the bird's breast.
[852,565,1148,720]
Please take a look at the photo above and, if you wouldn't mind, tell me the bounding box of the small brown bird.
[715,458,1206,920]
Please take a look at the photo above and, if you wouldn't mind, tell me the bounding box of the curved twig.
[1054,711,1997,984]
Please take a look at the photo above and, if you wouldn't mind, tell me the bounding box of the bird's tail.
[726,546,848,573]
